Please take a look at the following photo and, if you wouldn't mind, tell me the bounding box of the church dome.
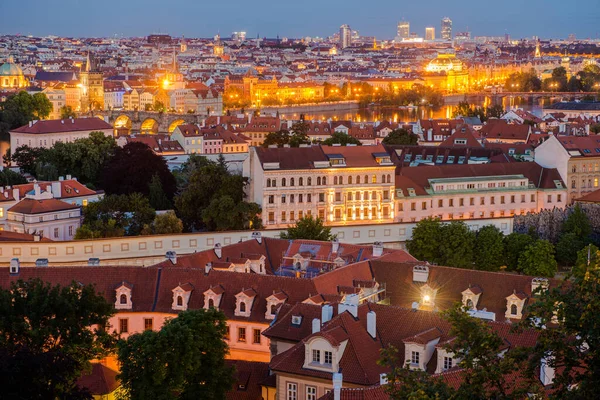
[0,56,24,77]
[425,53,464,73]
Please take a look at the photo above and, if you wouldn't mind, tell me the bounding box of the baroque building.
[80,53,104,111]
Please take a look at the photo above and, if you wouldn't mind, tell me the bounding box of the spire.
[85,52,91,72]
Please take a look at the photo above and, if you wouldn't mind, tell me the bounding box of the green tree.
[503,233,534,271]
[148,174,172,210]
[9,145,47,175]
[438,221,475,268]
[0,278,115,399]
[382,128,418,145]
[0,92,53,131]
[152,101,166,113]
[522,245,600,398]
[518,239,558,277]
[76,193,156,238]
[591,123,600,134]
[101,142,176,200]
[0,168,27,186]
[555,232,587,266]
[452,101,472,118]
[141,211,183,235]
[117,309,234,400]
[486,104,505,119]
[262,129,291,147]
[562,203,592,239]
[280,216,334,241]
[474,225,505,271]
[322,131,362,146]
[406,217,442,263]
[60,105,77,119]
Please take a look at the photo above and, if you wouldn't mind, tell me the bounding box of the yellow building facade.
[0,56,28,89]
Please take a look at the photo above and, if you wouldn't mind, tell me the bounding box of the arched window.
[317,177,321,185]
[339,176,343,185]
[272,179,277,187]
[334,177,338,185]
[466,299,473,309]
[177,295,183,306]
[120,294,127,304]
[372,175,377,184]
[270,304,278,314]
[299,177,303,186]
[307,177,312,185]
[208,298,215,308]
[510,304,518,315]
[364,175,368,184]
[282,178,287,187]
[387,174,391,183]
[267,178,271,187]
[356,175,361,184]
[240,302,246,313]
[323,177,327,185]
[348,176,353,184]
[290,178,295,186]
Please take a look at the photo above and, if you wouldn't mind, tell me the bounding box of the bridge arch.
[140,118,159,135]
[114,115,132,136]
[168,119,186,133]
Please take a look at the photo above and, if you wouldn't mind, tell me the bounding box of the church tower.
[213,34,224,56]
[80,53,104,112]
[534,40,541,59]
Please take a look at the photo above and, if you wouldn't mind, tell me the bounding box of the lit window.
[253,329,261,344]
[119,318,128,333]
[144,318,153,331]
[238,327,246,342]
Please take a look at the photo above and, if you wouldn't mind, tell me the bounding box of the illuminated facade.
[425,27,435,41]
[339,25,351,49]
[249,145,396,229]
[423,53,469,93]
[80,53,104,111]
[0,56,28,89]
[397,21,410,39]
[441,17,452,40]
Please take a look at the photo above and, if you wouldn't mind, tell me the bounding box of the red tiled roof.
[576,188,600,203]
[0,180,98,203]
[225,360,270,400]
[318,385,389,400]
[77,363,120,395]
[11,118,113,134]
[480,120,531,142]
[8,198,80,215]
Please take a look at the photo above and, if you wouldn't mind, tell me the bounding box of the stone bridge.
[89,110,203,135]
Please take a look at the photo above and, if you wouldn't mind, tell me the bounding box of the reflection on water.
[280,96,546,123]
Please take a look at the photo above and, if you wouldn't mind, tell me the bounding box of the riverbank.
[233,100,360,115]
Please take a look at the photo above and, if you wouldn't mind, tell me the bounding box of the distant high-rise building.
[425,27,435,41]
[397,21,410,39]
[441,17,452,40]
[231,31,247,42]
[340,24,351,49]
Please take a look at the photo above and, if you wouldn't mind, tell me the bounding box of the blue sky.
[0,0,598,39]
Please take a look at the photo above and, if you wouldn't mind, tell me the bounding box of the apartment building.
[249,144,396,228]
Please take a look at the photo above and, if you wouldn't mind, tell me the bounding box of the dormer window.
[235,289,256,317]
[265,291,288,320]
[203,285,224,310]
[172,283,193,311]
[411,351,420,365]
[505,291,527,320]
[461,285,482,310]
[511,304,518,315]
[114,282,133,310]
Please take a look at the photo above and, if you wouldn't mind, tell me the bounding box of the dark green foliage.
[382,128,418,145]
[76,193,156,238]
[280,216,334,241]
[503,232,534,271]
[474,225,505,271]
[141,211,183,235]
[9,145,45,175]
[101,142,176,200]
[522,245,600,398]
[438,221,475,269]
[117,309,234,400]
[148,174,172,210]
[518,240,558,277]
[174,155,261,232]
[321,131,362,146]
[60,105,77,119]
[0,168,27,186]
[406,217,443,263]
[0,279,115,399]
[555,232,587,266]
[262,122,310,148]
[452,100,505,122]
[0,91,53,131]
[562,204,592,239]
[504,69,542,92]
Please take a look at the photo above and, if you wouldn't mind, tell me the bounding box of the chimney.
[331,237,340,253]
[61,120,64,124]
[380,373,388,385]
[540,354,555,386]
[9,258,20,275]
[372,241,383,257]
[12,188,19,201]
[71,118,75,123]
[28,121,32,127]
[214,243,222,259]
[66,175,72,180]
[251,231,262,244]
[166,251,177,264]
[59,176,64,181]
[88,258,100,266]
[35,258,49,268]
[333,373,343,400]
[33,233,41,242]
[34,183,41,197]
[51,181,61,198]
[367,310,376,339]
[205,262,213,274]
[338,294,359,318]
[413,265,429,283]
[312,318,321,334]
[321,304,334,323]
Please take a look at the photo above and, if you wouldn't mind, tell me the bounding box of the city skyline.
[0,0,599,39]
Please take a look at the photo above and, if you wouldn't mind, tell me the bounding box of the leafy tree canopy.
[280,216,335,241]
[474,225,505,271]
[60,105,77,119]
[141,211,184,235]
[382,128,418,145]
[0,91,53,131]
[117,309,234,400]
[0,278,115,399]
[321,131,362,146]
[518,239,558,277]
[503,232,534,272]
